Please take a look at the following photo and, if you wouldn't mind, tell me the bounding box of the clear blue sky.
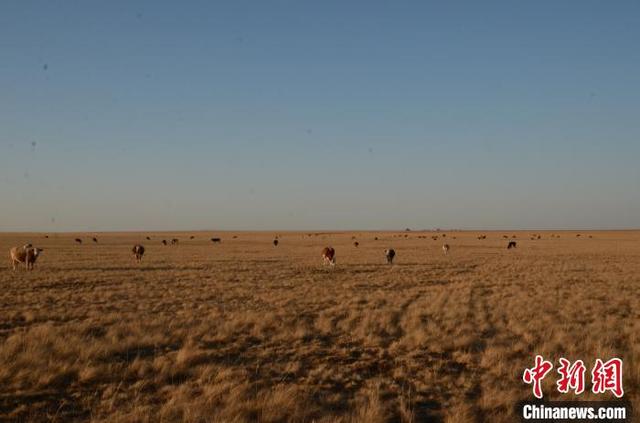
[1,1,639,231]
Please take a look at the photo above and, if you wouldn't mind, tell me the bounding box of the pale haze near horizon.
[1,1,639,232]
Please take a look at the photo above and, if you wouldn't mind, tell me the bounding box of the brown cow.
[507,241,517,249]
[9,244,43,270]
[132,244,145,263]
[321,247,336,266]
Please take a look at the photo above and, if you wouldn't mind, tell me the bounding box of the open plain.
[1,231,638,422]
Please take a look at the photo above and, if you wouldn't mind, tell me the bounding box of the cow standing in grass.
[385,249,396,264]
[321,247,336,266]
[9,244,43,271]
[132,244,145,263]
[442,244,450,255]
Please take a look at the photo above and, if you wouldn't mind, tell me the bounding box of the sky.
[1,1,639,231]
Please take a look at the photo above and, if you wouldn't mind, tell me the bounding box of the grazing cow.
[171,238,179,245]
[146,236,151,240]
[211,238,221,243]
[576,234,581,237]
[442,244,450,255]
[273,239,279,247]
[75,238,82,244]
[385,248,396,264]
[190,236,195,240]
[44,235,49,239]
[507,241,517,249]
[232,235,238,239]
[9,244,43,270]
[161,239,168,246]
[321,247,336,266]
[374,237,378,241]
[503,235,509,239]
[132,244,145,263]
[92,237,98,243]
[354,241,359,247]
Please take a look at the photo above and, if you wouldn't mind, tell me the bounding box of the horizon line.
[1,228,639,234]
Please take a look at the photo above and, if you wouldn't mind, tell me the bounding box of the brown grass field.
[1,231,638,422]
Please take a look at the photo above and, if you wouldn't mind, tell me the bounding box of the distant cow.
[321,247,336,266]
[353,241,359,247]
[385,248,396,264]
[161,240,168,246]
[75,238,82,244]
[132,244,145,263]
[171,238,179,245]
[211,238,221,243]
[273,239,279,247]
[442,244,450,255]
[146,236,151,240]
[9,244,43,270]
[507,241,517,249]
[190,236,195,240]
[92,237,98,243]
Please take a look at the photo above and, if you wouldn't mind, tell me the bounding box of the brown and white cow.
[132,244,145,263]
[442,244,450,255]
[321,247,336,266]
[9,244,43,270]
[385,248,396,264]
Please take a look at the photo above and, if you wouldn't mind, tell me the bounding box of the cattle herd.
[7,233,590,271]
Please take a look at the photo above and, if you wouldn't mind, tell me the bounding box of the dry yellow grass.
[1,231,638,422]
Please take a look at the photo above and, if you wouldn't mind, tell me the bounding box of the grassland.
[0,231,638,422]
